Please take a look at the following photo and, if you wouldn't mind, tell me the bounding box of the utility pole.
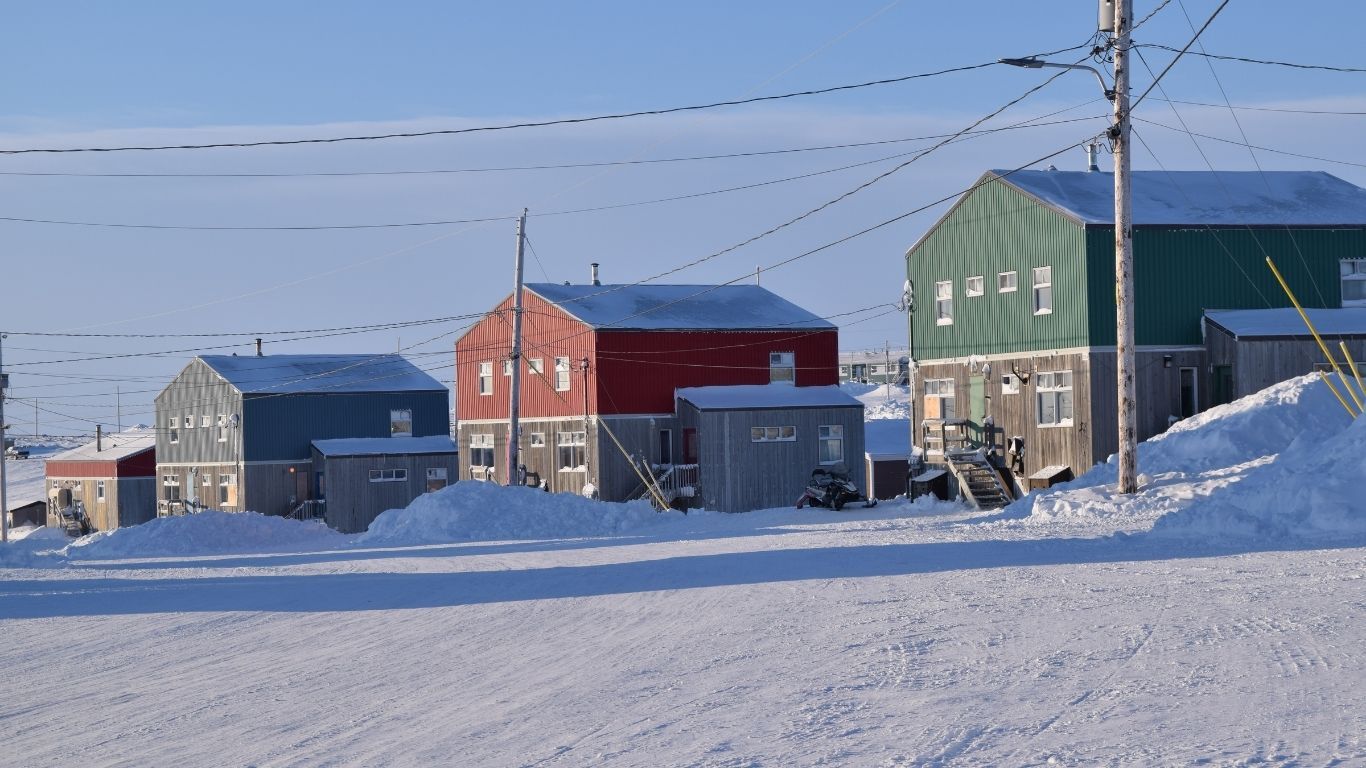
[116,386,122,433]
[884,341,892,402]
[580,356,592,482]
[1,332,9,543]
[1111,0,1138,494]
[506,208,528,487]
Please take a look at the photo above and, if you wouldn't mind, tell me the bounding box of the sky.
[2,0,1365,436]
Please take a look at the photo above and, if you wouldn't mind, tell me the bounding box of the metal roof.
[526,283,835,331]
[992,169,1366,227]
[312,436,458,457]
[47,427,157,462]
[1205,308,1366,339]
[676,384,862,410]
[198,354,446,395]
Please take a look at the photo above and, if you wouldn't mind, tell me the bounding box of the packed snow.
[1,374,1364,765]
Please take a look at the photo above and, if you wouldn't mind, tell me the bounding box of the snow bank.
[358,482,684,546]
[0,527,70,568]
[63,511,343,560]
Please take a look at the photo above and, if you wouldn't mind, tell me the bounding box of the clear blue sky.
[3,1,1364,434]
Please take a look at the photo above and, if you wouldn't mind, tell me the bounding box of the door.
[682,428,698,464]
[1213,365,1233,406]
[1179,367,1198,418]
[658,429,673,466]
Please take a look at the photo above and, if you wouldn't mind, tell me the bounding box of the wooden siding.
[154,358,245,467]
[1086,349,1206,467]
[681,402,866,513]
[44,476,155,531]
[154,463,242,512]
[594,415,679,503]
[1203,323,1366,400]
[456,418,601,496]
[907,175,1090,360]
[312,450,460,534]
[244,461,313,517]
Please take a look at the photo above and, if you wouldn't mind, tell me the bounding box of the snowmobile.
[796,464,877,511]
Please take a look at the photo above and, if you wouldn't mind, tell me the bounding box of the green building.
[906,168,1366,481]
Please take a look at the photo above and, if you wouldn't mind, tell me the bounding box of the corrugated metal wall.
[243,391,449,462]
[908,176,1090,360]
[314,451,460,534]
[154,358,245,466]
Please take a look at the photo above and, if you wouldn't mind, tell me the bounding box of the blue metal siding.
[243,391,450,461]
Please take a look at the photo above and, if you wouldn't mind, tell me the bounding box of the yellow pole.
[598,418,669,510]
[1339,341,1366,402]
[1265,256,1361,417]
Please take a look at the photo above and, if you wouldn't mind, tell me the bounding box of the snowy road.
[2,508,1363,767]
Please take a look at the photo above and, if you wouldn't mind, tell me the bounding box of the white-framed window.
[217,414,228,442]
[528,358,544,377]
[1341,259,1366,307]
[1036,370,1074,427]
[998,271,1018,293]
[201,414,211,428]
[769,351,795,385]
[935,280,954,325]
[818,425,844,464]
[557,431,587,471]
[390,409,413,438]
[368,468,408,483]
[478,361,494,396]
[965,275,984,297]
[162,474,181,501]
[1032,266,1053,315]
[1001,372,1020,395]
[470,433,495,469]
[96,480,106,503]
[184,415,194,429]
[502,359,513,377]
[924,378,956,419]
[169,419,179,444]
[529,432,546,447]
[201,472,211,487]
[426,467,448,492]
[555,357,571,391]
[750,426,796,443]
[50,480,58,490]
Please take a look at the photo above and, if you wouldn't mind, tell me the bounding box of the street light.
[997,58,1114,101]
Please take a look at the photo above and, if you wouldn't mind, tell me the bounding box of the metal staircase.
[946,449,1013,510]
[629,463,700,510]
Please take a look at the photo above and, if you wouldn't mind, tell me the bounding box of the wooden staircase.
[946,450,1013,510]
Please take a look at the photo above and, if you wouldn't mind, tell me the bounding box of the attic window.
[390,409,413,438]
[1342,260,1366,307]
[769,352,795,385]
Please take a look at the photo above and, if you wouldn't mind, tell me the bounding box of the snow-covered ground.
[1,376,1364,765]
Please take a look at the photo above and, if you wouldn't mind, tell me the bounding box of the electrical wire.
[1149,98,1366,116]
[1133,116,1366,170]
[1136,44,1366,73]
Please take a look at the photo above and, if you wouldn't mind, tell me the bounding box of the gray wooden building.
[1205,308,1366,400]
[44,428,157,532]
[155,353,450,518]
[676,385,865,513]
[311,436,459,533]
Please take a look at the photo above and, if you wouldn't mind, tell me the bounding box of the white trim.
[914,345,1204,367]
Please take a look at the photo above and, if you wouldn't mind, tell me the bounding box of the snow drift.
[62,511,343,560]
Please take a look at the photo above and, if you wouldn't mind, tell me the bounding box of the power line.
[4,314,482,338]
[1150,97,1366,116]
[1129,0,1230,114]
[1133,116,1366,169]
[1136,44,1366,73]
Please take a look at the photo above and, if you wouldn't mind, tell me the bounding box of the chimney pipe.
[255,337,263,357]
[590,263,601,286]
[96,424,102,453]
[1086,142,1099,172]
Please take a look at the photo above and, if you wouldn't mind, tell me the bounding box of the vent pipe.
[1099,0,1115,32]
[1086,142,1100,172]
[590,262,601,286]
[255,337,263,357]
[96,424,102,453]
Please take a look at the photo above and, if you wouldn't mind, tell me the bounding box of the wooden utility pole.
[580,356,592,482]
[1,332,9,543]
[1112,0,1138,494]
[507,209,528,486]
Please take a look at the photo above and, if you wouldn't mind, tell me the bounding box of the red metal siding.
[593,328,839,414]
[44,447,155,479]
[118,449,156,477]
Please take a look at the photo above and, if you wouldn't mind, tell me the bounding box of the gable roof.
[1205,308,1366,340]
[525,283,835,331]
[47,427,157,463]
[198,354,446,395]
[676,384,862,411]
[992,169,1366,227]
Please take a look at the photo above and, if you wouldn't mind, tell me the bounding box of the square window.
[390,409,413,438]
[201,415,211,428]
[998,271,1018,293]
[184,415,194,429]
[1001,373,1020,395]
[1036,369,1074,427]
[529,432,546,447]
[769,352,795,385]
[528,358,544,376]
[965,276,984,297]
[1342,259,1366,307]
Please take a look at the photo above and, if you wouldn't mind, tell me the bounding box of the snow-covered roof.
[676,385,862,411]
[526,284,835,331]
[312,436,458,457]
[992,169,1366,227]
[199,354,446,395]
[1205,308,1366,339]
[47,428,156,462]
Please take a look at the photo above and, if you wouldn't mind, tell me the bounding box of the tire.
[833,496,845,511]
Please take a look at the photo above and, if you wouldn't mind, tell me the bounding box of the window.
[528,358,544,377]
[557,431,587,471]
[1001,372,1020,395]
[1035,370,1074,426]
[51,480,58,489]
[998,271,1018,293]
[201,414,211,428]
[470,433,495,469]
[555,357,571,391]
[426,468,448,492]
[390,409,413,438]
[658,429,673,465]
[184,415,194,429]
[368,468,408,483]
[169,418,179,444]
[818,425,844,465]
[162,474,181,501]
[935,280,954,325]
[924,378,956,420]
[750,426,796,443]
[529,432,546,447]
[217,414,228,442]
[218,474,236,505]
[1032,266,1053,315]
[502,359,513,377]
[478,361,494,396]
[965,276,984,297]
[201,472,211,487]
[96,480,106,503]
[769,352,795,385]
[1342,260,1366,306]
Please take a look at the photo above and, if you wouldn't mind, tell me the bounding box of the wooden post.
[507,209,528,486]
[0,332,9,543]
[581,356,592,483]
[1112,0,1138,494]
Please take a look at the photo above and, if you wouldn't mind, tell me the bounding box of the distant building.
[310,436,459,533]
[837,350,910,385]
[155,354,450,518]
[44,428,157,532]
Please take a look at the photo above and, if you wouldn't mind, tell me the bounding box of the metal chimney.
[96,424,102,452]
[1086,142,1100,172]
[255,337,263,357]
[590,263,601,286]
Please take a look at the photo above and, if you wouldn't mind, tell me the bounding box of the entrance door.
[1179,367,1198,418]
[682,428,698,464]
[1213,365,1233,406]
[658,429,673,465]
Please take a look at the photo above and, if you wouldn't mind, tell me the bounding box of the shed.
[1205,308,1366,403]
[44,428,157,532]
[8,500,48,529]
[311,436,459,534]
[675,385,865,513]
[864,419,912,501]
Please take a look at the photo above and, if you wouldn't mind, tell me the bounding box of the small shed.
[44,428,157,532]
[1205,308,1366,404]
[676,385,865,513]
[864,419,912,501]
[8,500,48,529]
[311,436,459,534]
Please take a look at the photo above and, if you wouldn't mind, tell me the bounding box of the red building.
[45,428,158,533]
[455,282,853,508]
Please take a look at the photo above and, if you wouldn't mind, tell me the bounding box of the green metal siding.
[1085,227,1365,346]
[908,176,1089,360]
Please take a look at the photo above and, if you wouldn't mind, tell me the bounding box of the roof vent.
[590,262,601,286]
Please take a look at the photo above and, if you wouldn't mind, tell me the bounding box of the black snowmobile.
[796,464,877,511]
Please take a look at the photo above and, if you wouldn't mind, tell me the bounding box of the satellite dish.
[899,279,914,313]
[230,414,240,427]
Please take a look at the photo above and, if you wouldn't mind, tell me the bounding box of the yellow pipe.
[1265,256,1362,417]
[1339,341,1366,403]
[1318,370,1358,419]
[598,417,669,510]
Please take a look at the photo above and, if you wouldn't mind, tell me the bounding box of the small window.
[1033,266,1053,315]
[426,467,448,492]
[478,361,494,396]
[169,421,179,444]
[555,357,571,391]
[96,480,106,502]
[217,414,228,442]
[201,473,211,487]
[818,425,844,464]
[1341,260,1366,307]
[502,359,513,377]
[51,480,59,489]
[390,409,413,438]
[965,276,984,297]
[201,414,211,428]
[470,433,495,469]
[557,431,587,471]
[751,426,797,443]
[1036,370,1074,427]
[529,432,546,447]
[184,415,194,429]
[1001,373,1020,395]
[368,468,408,483]
[923,378,957,420]
[162,474,181,501]
[528,358,544,377]
[769,352,795,385]
[998,271,1018,293]
[935,280,954,325]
